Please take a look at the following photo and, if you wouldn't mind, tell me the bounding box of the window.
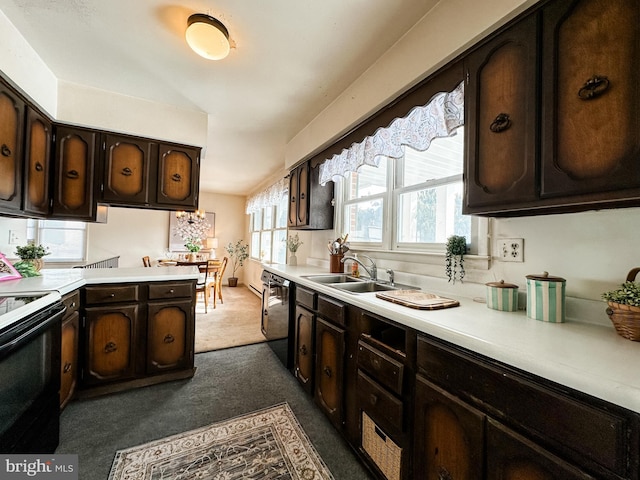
[341,127,471,252]
[27,219,87,262]
[250,194,288,263]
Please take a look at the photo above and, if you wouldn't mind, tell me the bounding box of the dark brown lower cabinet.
[60,291,80,410]
[314,317,345,428]
[147,298,193,372]
[293,305,314,395]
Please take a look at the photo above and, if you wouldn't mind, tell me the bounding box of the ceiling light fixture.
[185,13,230,60]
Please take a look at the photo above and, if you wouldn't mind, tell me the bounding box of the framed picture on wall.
[169,212,215,252]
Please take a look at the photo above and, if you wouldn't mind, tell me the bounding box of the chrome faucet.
[386,268,395,286]
[341,254,377,281]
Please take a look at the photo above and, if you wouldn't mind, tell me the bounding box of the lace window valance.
[245,177,288,214]
[319,81,464,185]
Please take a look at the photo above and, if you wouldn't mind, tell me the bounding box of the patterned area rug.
[108,403,334,480]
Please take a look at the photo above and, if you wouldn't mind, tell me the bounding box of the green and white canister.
[486,280,519,312]
[526,272,566,323]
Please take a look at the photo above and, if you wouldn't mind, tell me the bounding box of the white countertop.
[263,263,640,415]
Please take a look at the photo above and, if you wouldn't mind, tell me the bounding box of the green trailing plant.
[225,240,250,278]
[184,240,202,253]
[13,261,41,277]
[15,243,50,260]
[602,281,640,307]
[445,235,467,284]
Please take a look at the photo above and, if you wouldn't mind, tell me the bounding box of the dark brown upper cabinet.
[23,107,52,216]
[155,144,200,209]
[0,80,25,213]
[102,134,154,206]
[288,160,334,230]
[464,13,539,214]
[52,125,101,220]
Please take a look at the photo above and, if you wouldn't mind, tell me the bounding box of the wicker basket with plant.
[15,243,50,273]
[602,268,640,341]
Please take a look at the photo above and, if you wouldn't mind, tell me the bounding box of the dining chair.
[142,256,152,267]
[195,262,212,313]
[208,256,228,309]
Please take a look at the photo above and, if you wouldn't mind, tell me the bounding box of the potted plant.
[225,240,249,287]
[285,233,303,266]
[15,243,50,272]
[184,238,202,261]
[602,268,640,341]
[445,235,467,284]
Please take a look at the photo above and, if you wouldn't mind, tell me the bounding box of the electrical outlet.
[9,230,19,245]
[499,238,524,262]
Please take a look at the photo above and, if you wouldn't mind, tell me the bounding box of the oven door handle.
[0,305,66,358]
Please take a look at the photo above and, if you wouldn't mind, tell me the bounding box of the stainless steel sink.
[329,281,420,294]
[302,274,363,284]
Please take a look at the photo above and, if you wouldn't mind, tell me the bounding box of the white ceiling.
[0,0,438,196]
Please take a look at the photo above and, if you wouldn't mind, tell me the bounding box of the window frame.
[250,194,288,264]
[26,219,87,263]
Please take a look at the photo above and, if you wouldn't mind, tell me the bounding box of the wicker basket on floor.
[605,268,640,341]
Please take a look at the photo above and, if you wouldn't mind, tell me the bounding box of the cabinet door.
[23,107,52,216]
[487,419,595,480]
[0,82,24,212]
[156,144,199,208]
[60,311,79,409]
[52,126,99,220]
[296,162,310,226]
[540,0,640,198]
[147,299,194,373]
[293,305,314,395]
[413,376,485,480]
[464,13,538,213]
[83,304,138,385]
[102,134,152,205]
[288,166,299,227]
[315,317,345,428]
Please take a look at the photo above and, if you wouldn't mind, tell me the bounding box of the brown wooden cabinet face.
[23,108,52,215]
[464,13,538,213]
[293,305,314,395]
[296,162,309,225]
[0,84,24,211]
[156,145,199,207]
[315,318,345,428]
[53,127,98,219]
[147,299,193,373]
[413,376,485,480]
[103,135,151,204]
[84,304,138,384]
[487,419,594,480]
[541,0,640,197]
[60,311,79,409]
[288,167,299,227]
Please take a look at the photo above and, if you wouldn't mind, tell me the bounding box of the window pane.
[275,195,288,228]
[402,127,464,188]
[39,227,85,261]
[252,212,262,231]
[251,232,260,259]
[260,232,272,262]
[397,181,470,243]
[263,207,273,229]
[273,229,287,264]
[344,199,383,242]
[346,158,388,200]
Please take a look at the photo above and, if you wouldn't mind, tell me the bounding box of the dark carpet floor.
[56,343,373,480]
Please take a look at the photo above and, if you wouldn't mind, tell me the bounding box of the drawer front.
[62,291,80,316]
[148,282,193,300]
[417,335,632,477]
[358,339,404,395]
[85,285,139,305]
[317,295,345,326]
[357,369,403,437]
[296,286,316,311]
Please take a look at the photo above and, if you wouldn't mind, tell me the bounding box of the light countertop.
[263,263,640,415]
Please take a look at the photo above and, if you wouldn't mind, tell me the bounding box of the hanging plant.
[445,235,467,284]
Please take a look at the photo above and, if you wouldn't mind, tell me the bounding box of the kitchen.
[1,0,640,479]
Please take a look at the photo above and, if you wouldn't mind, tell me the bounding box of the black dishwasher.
[261,270,294,370]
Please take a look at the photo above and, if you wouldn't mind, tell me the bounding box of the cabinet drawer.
[296,286,316,311]
[417,335,633,477]
[148,282,193,300]
[85,285,139,305]
[62,291,80,316]
[358,339,404,395]
[317,295,345,326]
[357,369,403,437]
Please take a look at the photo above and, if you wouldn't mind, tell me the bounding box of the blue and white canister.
[525,272,566,323]
[486,280,519,312]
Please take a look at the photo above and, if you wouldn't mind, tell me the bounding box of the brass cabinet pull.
[63,362,72,373]
[299,345,308,355]
[300,192,305,200]
[163,334,175,344]
[66,170,79,179]
[369,394,378,405]
[323,366,332,378]
[121,167,132,176]
[578,75,609,100]
[171,173,182,182]
[438,467,453,480]
[290,195,295,203]
[1,144,11,157]
[35,162,43,172]
[104,341,117,353]
[489,113,512,133]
